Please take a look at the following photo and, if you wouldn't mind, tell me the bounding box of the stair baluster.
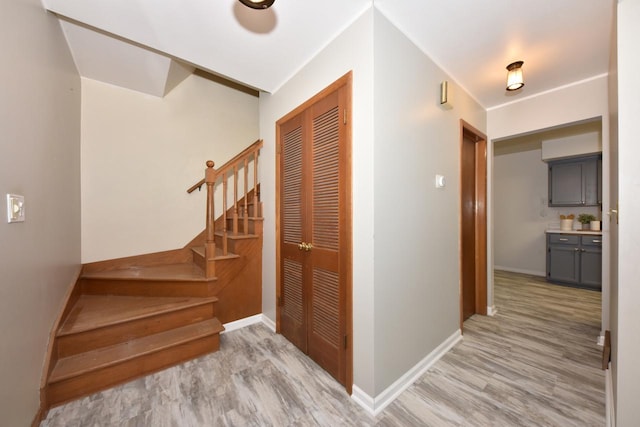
[254,149,260,218]
[243,157,249,231]
[205,160,216,278]
[222,172,228,256]
[233,165,239,235]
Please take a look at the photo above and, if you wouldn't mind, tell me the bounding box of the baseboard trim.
[222,314,264,333]
[487,306,498,316]
[351,329,462,416]
[222,314,276,334]
[494,266,545,277]
[606,362,615,427]
[261,314,276,332]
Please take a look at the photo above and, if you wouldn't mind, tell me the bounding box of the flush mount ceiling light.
[238,0,275,9]
[506,61,524,91]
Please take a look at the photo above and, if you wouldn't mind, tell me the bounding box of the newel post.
[205,160,216,278]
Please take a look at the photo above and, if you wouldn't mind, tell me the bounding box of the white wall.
[614,0,640,424]
[259,8,376,395]
[494,148,599,276]
[487,75,610,332]
[372,10,486,394]
[0,1,81,424]
[81,75,259,262]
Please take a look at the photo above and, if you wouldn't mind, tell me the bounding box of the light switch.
[435,175,446,188]
[6,194,25,223]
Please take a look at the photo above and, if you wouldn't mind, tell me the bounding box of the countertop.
[545,229,602,236]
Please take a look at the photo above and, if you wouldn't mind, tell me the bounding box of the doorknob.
[298,242,313,251]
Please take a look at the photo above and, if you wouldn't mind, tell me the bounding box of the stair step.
[214,231,259,240]
[191,246,240,260]
[49,318,223,387]
[81,262,211,282]
[58,295,218,336]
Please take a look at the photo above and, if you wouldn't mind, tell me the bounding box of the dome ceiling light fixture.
[506,60,525,91]
[238,0,275,9]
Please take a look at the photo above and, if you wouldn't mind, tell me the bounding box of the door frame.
[459,119,488,330]
[275,72,353,393]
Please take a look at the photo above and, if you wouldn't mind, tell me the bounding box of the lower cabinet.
[546,233,601,291]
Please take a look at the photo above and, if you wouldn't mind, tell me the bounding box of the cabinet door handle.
[581,249,586,252]
[559,238,569,241]
[575,248,580,251]
[592,239,601,243]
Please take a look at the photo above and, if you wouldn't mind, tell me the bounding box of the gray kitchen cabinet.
[546,233,601,290]
[548,155,601,206]
[579,236,602,289]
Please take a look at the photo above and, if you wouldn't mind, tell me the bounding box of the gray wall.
[372,10,486,394]
[614,0,640,424]
[0,0,81,424]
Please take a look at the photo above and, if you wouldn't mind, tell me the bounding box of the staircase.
[44,140,264,409]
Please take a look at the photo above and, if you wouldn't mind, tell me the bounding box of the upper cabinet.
[548,155,602,207]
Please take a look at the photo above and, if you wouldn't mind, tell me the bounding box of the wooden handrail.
[189,139,264,278]
[187,139,264,194]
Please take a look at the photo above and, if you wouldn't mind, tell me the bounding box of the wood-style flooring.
[41,271,604,426]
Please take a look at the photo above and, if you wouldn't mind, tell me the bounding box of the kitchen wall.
[494,124,602,276]
[81,74,259,263]
[0,0,81,424]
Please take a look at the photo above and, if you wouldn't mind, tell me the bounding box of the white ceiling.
[43,0,613,109]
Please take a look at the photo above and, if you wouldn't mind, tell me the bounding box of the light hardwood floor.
[42,271,604,426]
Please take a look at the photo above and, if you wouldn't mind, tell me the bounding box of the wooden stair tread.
[214,231,259,240]
[58,295,219,336]
[228,216,264,221]
[49,318,224,384]
[191,246,240,259]
[81,263,216,282]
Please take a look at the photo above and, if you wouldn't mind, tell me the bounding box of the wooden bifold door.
[276,74,352,391]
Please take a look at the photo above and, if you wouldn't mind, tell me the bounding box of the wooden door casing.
[459,121,487,328]
[276,73,352,391]
[461,131,477,321]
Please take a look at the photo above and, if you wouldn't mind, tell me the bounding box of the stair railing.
[187,139,263,278]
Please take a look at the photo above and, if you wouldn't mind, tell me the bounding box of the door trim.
[459,119,488,330]
[275,72,353,393]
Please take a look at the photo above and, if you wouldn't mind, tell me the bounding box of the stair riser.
[80,279,215,298]
[48,335,219,407]
[212,234,257,255]
[57,303,216,358]
[208,237,262,324]
[191,250,239,271]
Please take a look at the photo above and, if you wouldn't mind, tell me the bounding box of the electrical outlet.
[6,194,25,223]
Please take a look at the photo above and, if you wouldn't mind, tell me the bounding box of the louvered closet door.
[280,112,307,352]
[279,84,348,387]
[307,90,344,384]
